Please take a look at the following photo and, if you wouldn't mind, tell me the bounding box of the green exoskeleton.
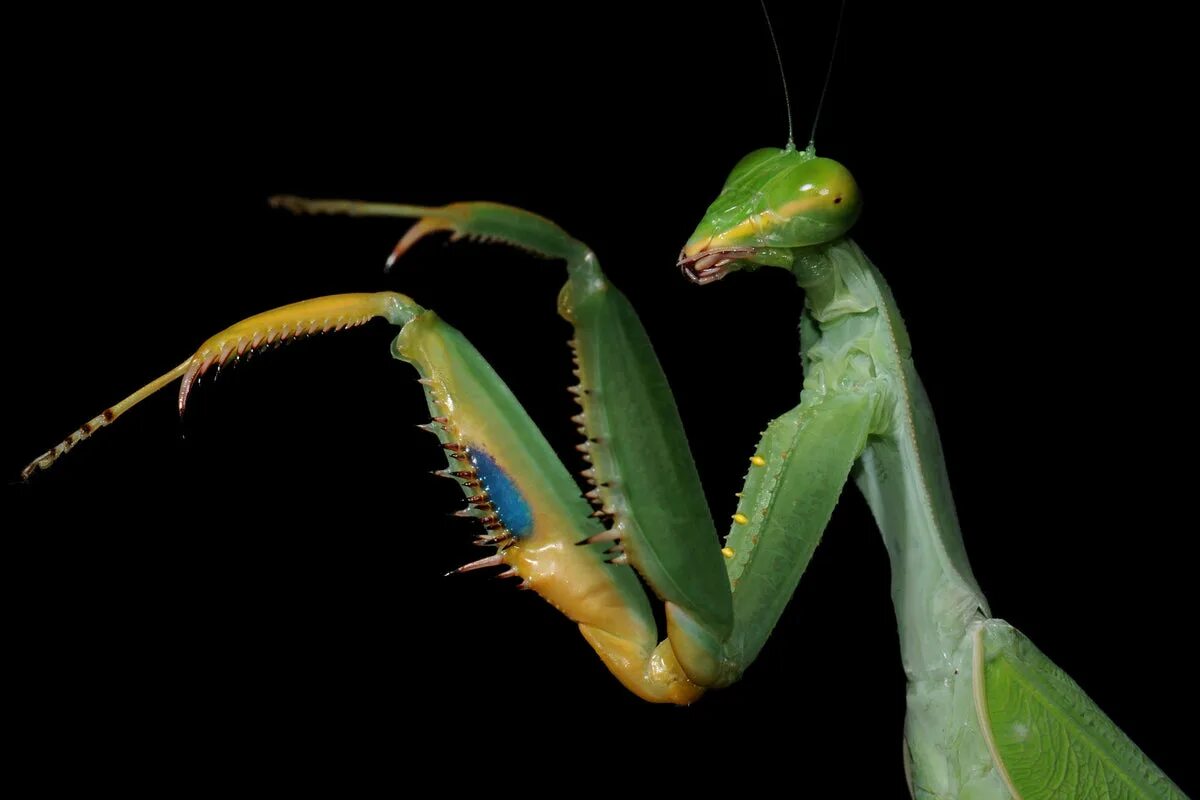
[21,142,1187,796]
[14,5,1188,795]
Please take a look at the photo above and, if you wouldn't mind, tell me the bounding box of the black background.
[6,2,1194,795]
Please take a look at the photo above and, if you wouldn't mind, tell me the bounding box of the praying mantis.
[7,3,1190,796]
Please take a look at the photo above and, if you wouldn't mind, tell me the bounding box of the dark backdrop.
[7,3,1193,796]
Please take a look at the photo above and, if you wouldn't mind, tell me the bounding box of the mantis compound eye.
[769,157,861,241]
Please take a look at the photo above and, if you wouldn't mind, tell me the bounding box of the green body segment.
[793,239,1183,799]
[717,392,873,682]
[561,257,733,661]
[975,621,1186,800]
[814,240,1004,798]
[450,202,589,261]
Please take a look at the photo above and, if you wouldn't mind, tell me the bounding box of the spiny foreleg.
[22,287,701,703]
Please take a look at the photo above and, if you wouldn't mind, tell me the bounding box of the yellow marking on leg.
[732,513,749,525]
[22,292,419,479]
[750,455,766,466]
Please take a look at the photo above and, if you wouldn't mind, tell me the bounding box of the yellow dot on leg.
[750,455,766,467]
[721,547,735,558]
[732,513,749,525]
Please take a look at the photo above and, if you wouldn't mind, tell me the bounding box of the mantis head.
[678,145,861,285]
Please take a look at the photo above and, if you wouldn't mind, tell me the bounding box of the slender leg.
[716,392,875,681]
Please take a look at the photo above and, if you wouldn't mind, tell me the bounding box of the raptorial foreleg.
[22,287,703,703]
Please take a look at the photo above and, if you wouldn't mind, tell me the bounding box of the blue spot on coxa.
[469,447,533,538]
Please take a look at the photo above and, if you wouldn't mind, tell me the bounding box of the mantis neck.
[798,239,990,683]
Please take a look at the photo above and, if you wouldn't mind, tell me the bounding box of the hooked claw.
[269,195,473,271]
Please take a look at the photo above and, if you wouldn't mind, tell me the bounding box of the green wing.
[975,620,1186,800]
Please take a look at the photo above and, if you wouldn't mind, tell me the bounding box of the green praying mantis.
[9,3,1190,796]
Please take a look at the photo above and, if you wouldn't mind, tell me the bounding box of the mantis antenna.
[759,0,795,150]
[807,0,848,149]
